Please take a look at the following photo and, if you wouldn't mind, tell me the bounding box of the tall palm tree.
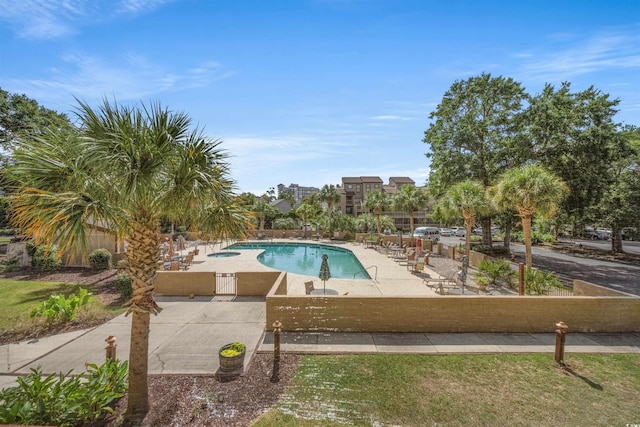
[434,180,489,255]
[319,184,341,233]
[362,189,389,234]
[492,165,568,268]
[8,99,252,424]
[253,198,278,231]
[392,185,428,242]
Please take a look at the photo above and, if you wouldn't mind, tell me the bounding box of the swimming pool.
[224,242,371,279]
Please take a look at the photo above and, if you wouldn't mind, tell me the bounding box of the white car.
[439,228,453,236]
[450,227,466,237]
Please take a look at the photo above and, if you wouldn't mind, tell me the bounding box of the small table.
[310,288,339,295]
[365,239,378,249]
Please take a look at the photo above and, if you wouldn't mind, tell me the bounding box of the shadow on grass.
[561,363,604,391]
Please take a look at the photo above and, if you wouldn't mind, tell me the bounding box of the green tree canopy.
[392,185,428,237]
[362,189,390,234]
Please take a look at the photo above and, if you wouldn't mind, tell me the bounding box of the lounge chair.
[435,282,451,295]
[423,270,458,289]
[304,281,315,295]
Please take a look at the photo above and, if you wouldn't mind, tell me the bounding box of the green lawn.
[0,236,12,243]
[254,353,640,426]
[0,279,124,338]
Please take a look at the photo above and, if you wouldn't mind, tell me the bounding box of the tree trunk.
[409,215,415,246]
[522,214,533,268]
[611,225,623,253]
[125,310,150,421]
[503,217,512,251]
[481,217,492,247]
[124,214,162,425]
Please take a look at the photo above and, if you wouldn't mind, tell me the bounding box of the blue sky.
[1,0,638,196]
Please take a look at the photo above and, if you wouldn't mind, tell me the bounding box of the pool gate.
[215,272,238,296]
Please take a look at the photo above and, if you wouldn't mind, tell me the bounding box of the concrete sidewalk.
[260,331,640,354]
[2,296,639,392]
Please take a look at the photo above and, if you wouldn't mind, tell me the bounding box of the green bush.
[511,230,555,245]
[524,268,564,295]
[0,253,21,272]
[114,273,132,300]
[88,248,112,270]
[0,228,15,235]
[30,288,92,322]
[116,258,129,270]
[0,359,128,427]
[31,244,62,272]
[474,258,516,288]
[220,342,246,357]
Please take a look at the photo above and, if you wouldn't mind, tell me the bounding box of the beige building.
[338,176,431,231]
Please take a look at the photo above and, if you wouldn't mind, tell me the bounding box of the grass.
[254,353,640,426]
[0,278,125,338]
[0,236,12,243]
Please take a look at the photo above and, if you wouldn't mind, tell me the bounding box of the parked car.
[413,226,441,242]
[584,226,610,240]
[472,228,482,235]
[622,227,635,241]
[450,226,466,237]
[439,228,453,236]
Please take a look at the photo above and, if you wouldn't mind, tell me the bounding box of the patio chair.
[411,261,426,275]
[396,249,415,264]
[435,282,451,295]
[180,253,194,270]
[304,281,315,295]
[169,261,180,271]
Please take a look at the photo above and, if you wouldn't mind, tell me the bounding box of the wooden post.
[271,320,282,383]
[554,322,568,364]
[105,335,117,361]
[518,263,525,296]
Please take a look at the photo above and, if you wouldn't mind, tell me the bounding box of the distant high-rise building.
[277,183,320,205]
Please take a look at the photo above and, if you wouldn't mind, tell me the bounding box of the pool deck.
[184,238,450,296]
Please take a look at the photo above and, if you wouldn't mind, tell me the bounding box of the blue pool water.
[207,252,241,258]
[224,242,371,279]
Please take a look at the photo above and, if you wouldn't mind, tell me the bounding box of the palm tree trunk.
[481,216,492,247]
[522,214,533,268]
[124,214,162,424]
[464,215,474,256]
[409,215,415,245]
[125,310,151,420]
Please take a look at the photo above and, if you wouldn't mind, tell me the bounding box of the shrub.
[31,244,62,272]
[0,359,128,427]
[116,258,129,270]
[0,228,15,235]
[220,342,245,357]
[114,273,132,300]
[88,248,112,270]
[525,268,564,295]
[0,252,21,272]
[511,230,555,245]
[474,258,516,288]
[30,288,92,322]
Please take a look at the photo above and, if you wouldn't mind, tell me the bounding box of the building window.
[356,185,361,192]
[347,184,353,190]
[374,184,380,189]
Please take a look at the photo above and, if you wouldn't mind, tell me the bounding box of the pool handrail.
[354,265,377,281]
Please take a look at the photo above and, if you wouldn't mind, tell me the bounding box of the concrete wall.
[153,270,286,297]
[573,280,635,297]
[154,271,216,296]
[266,294,640,333]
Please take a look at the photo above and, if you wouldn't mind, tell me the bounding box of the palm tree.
[492,165,568,268]
[362,189,389,234]
[8,99,252,424]
[392,185,428,242]
[253,198,278,231]
[295,200,320,237]
[434,180,489,256]
[319,184,341,233]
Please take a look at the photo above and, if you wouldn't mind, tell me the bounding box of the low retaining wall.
[152,270,639,334]
[266,294,640,333]
[153,270,286,297]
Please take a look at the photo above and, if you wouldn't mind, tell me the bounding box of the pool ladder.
[354,265,377,281]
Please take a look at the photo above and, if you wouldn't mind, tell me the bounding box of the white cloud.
[8,52,233,103]
[371,115,412,121]
[519,27,640,79]
[0,0,175,39]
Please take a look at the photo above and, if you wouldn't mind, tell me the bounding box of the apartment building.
[338,176,431,231]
